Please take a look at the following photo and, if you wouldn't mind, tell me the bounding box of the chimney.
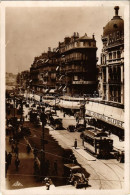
[92,33,95,40]
[74,32,76,37]
[114,6,119,16]
[48,47,51,52]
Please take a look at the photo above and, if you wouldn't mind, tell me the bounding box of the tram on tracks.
[80,129,113,158]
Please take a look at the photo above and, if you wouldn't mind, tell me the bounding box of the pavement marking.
[12,181,23,187]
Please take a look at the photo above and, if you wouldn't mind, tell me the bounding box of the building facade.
[101,6,124,105]
[29,32,98,97]
[57,32,98,96]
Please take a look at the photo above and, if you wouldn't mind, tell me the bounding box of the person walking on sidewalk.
[26,144,31,154]
[15,157,20,172]
[44,177,51,190]
[11,143,15,153]
[74,139,77,149]
[14,145,19,157]
[7,152,12,166]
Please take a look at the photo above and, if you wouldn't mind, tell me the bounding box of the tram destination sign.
[86,110,124,129]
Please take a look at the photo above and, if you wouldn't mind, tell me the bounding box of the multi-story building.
[101,6,124,104]
[85,6,124,138]
[30,32,98,98]
[57,32,98,96]
[17,70,30,91]
[30,48,60,94]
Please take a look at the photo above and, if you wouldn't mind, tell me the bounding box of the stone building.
[101,6,124,104]
[57,32,98,96]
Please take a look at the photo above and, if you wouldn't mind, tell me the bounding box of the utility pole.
[40,108,47,180]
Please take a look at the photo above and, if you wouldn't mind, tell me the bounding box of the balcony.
[72,80,96,85]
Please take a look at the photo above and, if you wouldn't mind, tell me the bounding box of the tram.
[81,129,113,158]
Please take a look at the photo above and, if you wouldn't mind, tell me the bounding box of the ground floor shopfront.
[85,101,124,139]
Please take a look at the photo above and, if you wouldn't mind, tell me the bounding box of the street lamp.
[40,108,47,180]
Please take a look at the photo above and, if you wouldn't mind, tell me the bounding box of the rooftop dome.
[103,6,124,37]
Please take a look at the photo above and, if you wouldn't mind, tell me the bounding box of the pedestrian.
[26,144,31,154]
[14,146,19,157]
[54,160,58,175]
[11,144,15,153]
[74,139,77,149]
[82,138,85,147]
[44,177,51,190]
[108,130,111,136]
[9,136,12,145]
[7,152,12,166]
[33,147,38,158]
[15,157,20,171]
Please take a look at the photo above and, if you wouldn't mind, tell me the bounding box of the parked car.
[75,124,85,132]
[64,163,88,188]
[67,125,75,132]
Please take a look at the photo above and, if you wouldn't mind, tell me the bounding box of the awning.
[59,75,65,80]
[56,66,59,71]
[58,86,63,91]
[56,48,59,52]
[49,89,55,93]
[63,86,67,92]
[45,59,49,63]
[45,89,49,93]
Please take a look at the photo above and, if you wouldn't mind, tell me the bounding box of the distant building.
[101,6,124,104]
[6,72,17,89]
[17,70,30,90]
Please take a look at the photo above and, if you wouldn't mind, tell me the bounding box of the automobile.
[80,126,95,138]
[114,150,124,163]
[53,118,63,130]
[75,124,85,132]
[64,163,88,188]
[67,125,75,132]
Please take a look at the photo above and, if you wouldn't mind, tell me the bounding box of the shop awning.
[45,89,49,93]
[56,66,59,71]
[49,89,55,93]
[62,86,67,92]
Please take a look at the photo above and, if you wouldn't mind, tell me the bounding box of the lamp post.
[40,108,47,180]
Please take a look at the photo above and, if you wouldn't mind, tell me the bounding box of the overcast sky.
[6,6,124,74]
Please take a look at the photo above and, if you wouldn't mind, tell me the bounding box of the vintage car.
[75,124,85,132]
[67,125,75,132]
[64,164,88,188]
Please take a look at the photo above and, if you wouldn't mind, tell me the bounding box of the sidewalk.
[6,135,44,189]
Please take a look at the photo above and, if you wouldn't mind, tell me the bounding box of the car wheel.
[74,181,78,188]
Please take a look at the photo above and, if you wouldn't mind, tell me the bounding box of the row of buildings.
[17,6,124,105]
[16,6,124,137]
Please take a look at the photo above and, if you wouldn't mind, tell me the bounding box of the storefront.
[85,101,124,138]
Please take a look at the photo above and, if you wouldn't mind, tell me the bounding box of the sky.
[6,6,124,74]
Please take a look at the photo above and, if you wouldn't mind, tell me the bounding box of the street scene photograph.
[3,2,129,193]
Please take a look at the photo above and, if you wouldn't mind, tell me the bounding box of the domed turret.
[103,6,124,37]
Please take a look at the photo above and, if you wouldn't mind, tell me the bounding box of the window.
[109,53,112,60]
[113,52,116,59]
[117,51,121,58]
[74,75,78,81]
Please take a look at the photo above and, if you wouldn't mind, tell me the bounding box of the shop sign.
[86,110,124,129]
